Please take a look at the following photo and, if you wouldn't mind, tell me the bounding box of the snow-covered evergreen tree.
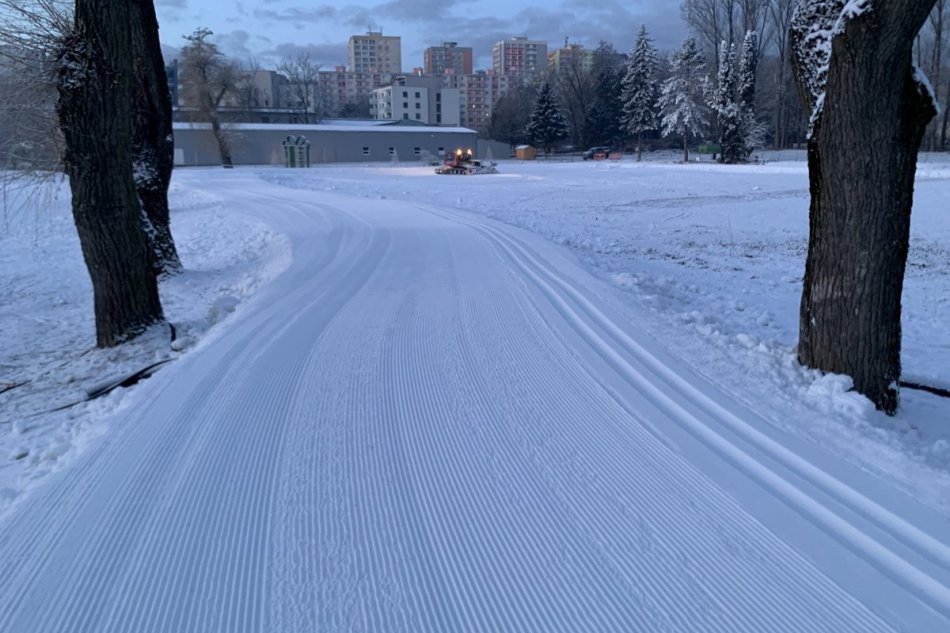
[620,25,660,161]
[738,30,764,158]
[709,41,744,163]
[586,64,624,148]
[525,82,568,155]
[708,31,763,164]
[659,37,708,163]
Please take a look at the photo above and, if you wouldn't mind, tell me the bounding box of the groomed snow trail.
[1,171,948,632]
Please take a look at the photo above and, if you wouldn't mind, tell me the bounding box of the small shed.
[515,144,536,160]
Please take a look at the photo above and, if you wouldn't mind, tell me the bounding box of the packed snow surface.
[1,154,949,631]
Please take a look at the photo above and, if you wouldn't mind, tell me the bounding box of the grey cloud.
[262,41,351,68]
[253,6,340,25]
[213,29,261,59]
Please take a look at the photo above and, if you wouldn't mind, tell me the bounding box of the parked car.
[581,146,611,160]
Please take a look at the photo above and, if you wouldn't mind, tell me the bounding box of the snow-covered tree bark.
[791,0,938,414]
[130,0,181,277]
[56,0,165,347]
[659,37,709,162]
[621,26,660,161]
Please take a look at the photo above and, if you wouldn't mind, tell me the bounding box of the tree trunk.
[210,114,233,167]
[683,133,689,162]
[942,86,950,149]
[57,0,165,347]
[130,0,182,277]
[637,131,643,161]
[797,2,937,414]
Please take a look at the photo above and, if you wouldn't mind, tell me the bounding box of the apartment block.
[423,42,473,76]
[317,67,394,117]
[491,37,548,78]
[370,75,460,126]
[548,44,595,74]
[348,31,402,74]
[442,71,514,132]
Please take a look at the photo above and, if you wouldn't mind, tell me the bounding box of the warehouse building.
[172,121,477,166]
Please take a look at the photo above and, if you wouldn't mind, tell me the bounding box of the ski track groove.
[0,199,346,627]
[420,202,945,627]
[2,177,947,632]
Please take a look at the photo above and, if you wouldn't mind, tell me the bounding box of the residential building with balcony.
[491,37,547,79]
[348,31,402,74]
[424,42,473,76]
[548,43,595,75]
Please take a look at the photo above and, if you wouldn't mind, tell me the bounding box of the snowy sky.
[154,0,688,71]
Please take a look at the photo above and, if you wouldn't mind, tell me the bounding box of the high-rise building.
[348,31,402,74]
[424,42,473,76]
[491,37,547,78]
[548,43,595,75]
[442,71,514,132]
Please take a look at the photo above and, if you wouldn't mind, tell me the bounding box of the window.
[388,147,395,155]
[402,91,408,97]
[415,92,420,98]
[438,147,445,154]
[413,147,421,155]
[415,113,421,120]
[403,113,409,119]
[362,147,370,155]
[403,102,408,108]
[415,103,421,109]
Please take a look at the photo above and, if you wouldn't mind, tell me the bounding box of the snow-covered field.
[1,154,949,631]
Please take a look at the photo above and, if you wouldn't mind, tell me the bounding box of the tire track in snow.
[421,202,950,625]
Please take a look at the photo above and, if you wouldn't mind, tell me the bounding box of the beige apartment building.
[348,31,402,74]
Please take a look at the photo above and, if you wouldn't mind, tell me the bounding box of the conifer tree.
[710,41,744,163]
[738,30,763,158]
[525,82,568,155]
[585,65,623,148]
[620,25,660,161]
[659,37,708,162]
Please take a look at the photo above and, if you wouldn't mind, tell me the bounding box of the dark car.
[581,146,611,160]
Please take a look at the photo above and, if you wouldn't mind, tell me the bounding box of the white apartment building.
[370,76,460,126]
[348,31,402,74]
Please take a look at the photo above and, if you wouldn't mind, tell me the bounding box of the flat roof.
[173,122,476,134]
